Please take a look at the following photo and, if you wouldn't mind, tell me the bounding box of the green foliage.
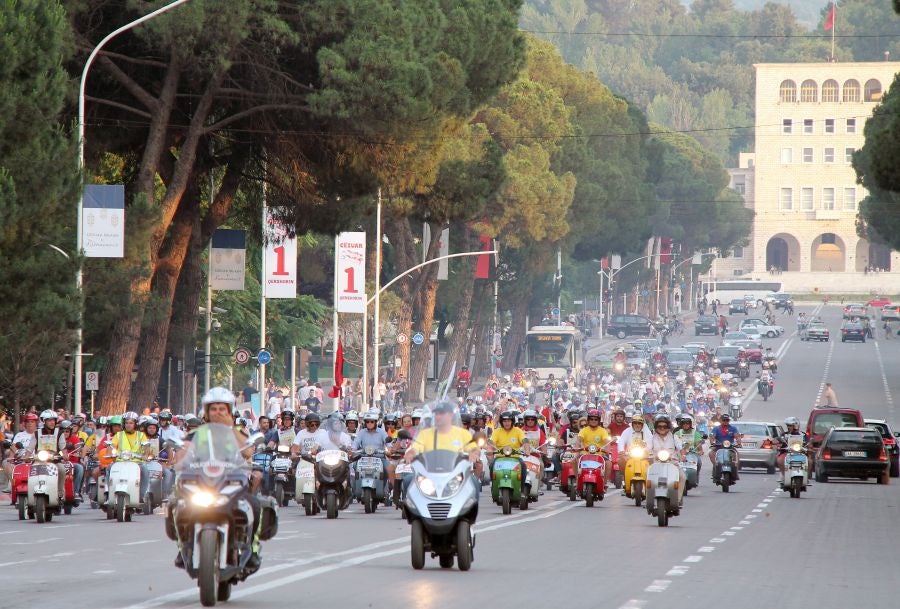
[0,0,80,409]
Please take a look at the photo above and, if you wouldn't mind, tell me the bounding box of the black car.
[840,320,866,343]
[664,349,694,375]
[814,427,889,483]
[865,419,900,478]
[711,345,742,371]
[608,314,651,339]
[771,293,793,310]
[694,314,718,336]
[728,299,748,315]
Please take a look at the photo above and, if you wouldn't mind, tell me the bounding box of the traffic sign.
[234,348,251,365]
[397,333,408,344]
[551,307,560,317]
[85,371,99,391]
[412,332,425,345]
[640,289,650,297]
[256,349,272,365]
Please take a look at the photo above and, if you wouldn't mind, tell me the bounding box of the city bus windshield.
[525,333,573,367]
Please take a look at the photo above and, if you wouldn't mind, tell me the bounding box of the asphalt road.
[2,304,897,609]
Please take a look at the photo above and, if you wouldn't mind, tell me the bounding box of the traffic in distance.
[1,300,898,609]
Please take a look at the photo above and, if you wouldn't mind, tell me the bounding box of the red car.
[866,296,891,308]
[734,340,762,363]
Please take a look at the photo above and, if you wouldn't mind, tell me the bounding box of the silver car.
[733,421,781,473]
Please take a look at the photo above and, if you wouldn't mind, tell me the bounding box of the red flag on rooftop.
[824,3,835,31]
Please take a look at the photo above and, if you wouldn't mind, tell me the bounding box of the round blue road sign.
[256,349,272,365]
[412,332,425,345]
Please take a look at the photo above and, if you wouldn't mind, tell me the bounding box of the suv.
[814,427,889,484]
[770,293,793,310]
[728,299,748,315]
[806,407,864,451]
[694,314,718,336]
[865,419,900,477]
[608,314,651,339]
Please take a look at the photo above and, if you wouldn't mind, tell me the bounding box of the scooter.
[295,455,318,516]
[143,456,165,515]
[575,442,608,508]
[712,442,738,492]
[405,449,477,571]
[558,446,578,501]
[27,450,64,523]
[542,437,558,491]
[729,393,743,419]
[352,447,387,514]
[10,449,32,520]
[270,444,295,507]
[647,449,684,527]
[519,442,544,510]
[683,449,700,494]
[609,441,623,489]
[490,446,524,515]
[251,448,274,496]
[108,451,143,522]
[737,359,750,380]
[623,441,650,506]
[780,435,809,498]
[757,376,773,401]
[312,449,351,519]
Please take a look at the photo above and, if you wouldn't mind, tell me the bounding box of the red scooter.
[609,442,623,489]
[11,454,31,520]
[558,446,579,501]
[575,443,609,507]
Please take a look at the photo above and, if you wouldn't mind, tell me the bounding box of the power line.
[521,29,900,40]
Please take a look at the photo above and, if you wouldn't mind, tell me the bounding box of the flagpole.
[831,6,835,61]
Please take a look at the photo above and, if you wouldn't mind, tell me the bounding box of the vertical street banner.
[263,208,297,298]
[335,231,366,313]
[82,184,125,258]
[474,234,492,279]
[437,227,449,280]
[210,229,246,290]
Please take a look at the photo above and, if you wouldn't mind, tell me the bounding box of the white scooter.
[729,392,743,419]
[27,450,63,523]
[646,449,684,527]
[780,435,809,498]
[519,441,544,510]
[108,451,143,522]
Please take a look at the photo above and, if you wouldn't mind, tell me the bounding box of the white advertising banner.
[210,229,246,291]
[263,208,297,299]
[335,231,366,313]
[82,185,125,258]
[422,224,450,280]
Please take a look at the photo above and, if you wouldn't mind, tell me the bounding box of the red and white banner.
[335,232,366,313]
[263,208,297,299]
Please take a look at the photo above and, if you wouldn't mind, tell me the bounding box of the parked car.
[866,296,891,308]
[770,293,794,310]
[694,314,719,336]
[880,305,900,321]
[814,427,889,484]
[739,318,784,338]
[806,407,864,451]
[842,303,866,319]
[728,299,748,315]
[608,314,652,339]
[864,419,900,478]
[799,320,830,342]
[732,421,780,474]
[840,319,866,343]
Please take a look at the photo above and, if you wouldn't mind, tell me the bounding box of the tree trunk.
[407,222,443,400]
[438,265,476,380]
[505,298,529,373]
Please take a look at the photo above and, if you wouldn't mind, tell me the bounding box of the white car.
[738,325,763,341]
[739,318,784,338]
[722,331,750,345]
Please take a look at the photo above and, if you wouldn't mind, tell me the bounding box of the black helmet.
[305,413,321,424]
[460,413,473,425]
[721,413,732,422]
[653,413,671,427]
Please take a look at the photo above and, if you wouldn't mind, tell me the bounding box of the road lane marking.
[0,559,36,568]
[117,501,580,609]
[751,509,762,513]
[874,342,895,416]
[645,580,672,592]
[0,530,25,535]
[710,537,726,543]
[697,546,715,552]
[618,601,646,609]
[739,520,751,525]
[721,531,736,536]
[731,526,744,530]
[93,570,115,574]
[119,540,159,546]
[684,555,703,562]
[745,514,757,518]
[8,537,61,545]
[813,339,835,406]
[666,566,690,576]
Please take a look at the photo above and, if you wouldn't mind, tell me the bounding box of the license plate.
[395,463,412,474]
[744,442,757,449]
[844,451,866,457]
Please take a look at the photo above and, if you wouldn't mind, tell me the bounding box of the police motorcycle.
[352,446,388,514]
[404,403,478,571]
[646,448,684,527]
[780,434,809,499]
[306,416,352,519]
[166,425,277,607]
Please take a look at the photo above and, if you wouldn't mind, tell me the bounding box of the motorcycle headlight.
[416,476,437,498]
[323,453,341,466]
[657,450,670,462]
[790,443,802,452]
[37,450,52,462]
[722,441,732,448]
[190,490,216,507]
[640,363,647,369]
[739,362,747,367]
[277,445,291,454]
[549,437,556,446]
[588,444,598,453]
[444,474,463,497]
[630,446,645,458]
[365,446,375,456]
[614,363,624,371]
[502,447,512,456]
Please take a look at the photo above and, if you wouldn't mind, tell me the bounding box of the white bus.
[701,280,783,307]
[524,326,583,381]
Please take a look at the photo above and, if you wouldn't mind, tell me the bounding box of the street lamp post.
[75,0,194,415]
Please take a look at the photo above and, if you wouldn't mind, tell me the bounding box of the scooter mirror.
[165,437,184,450]
[245,432,266,447]
[1,440,10,450]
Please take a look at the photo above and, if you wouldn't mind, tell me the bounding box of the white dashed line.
[667,566,690,576]
[745,514,758,519]
[731,526,744,530]
[618,601,646,609]
[874,342,895,416]
[813,339,835,406]
[751,509,762,513]
[698,546,716,552]
[684,555,704,563]
[710,537,726,543]
[739,520,751,525]
[645,580,672,592]
[721,531,736,536]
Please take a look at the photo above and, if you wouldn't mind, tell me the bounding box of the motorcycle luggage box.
[259,496,279,541]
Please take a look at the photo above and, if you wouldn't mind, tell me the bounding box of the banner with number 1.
[263,208,298,298]
[336,232,366,313]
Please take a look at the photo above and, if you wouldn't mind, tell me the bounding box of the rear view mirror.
[894,431,900,439]
[246,432,266,447]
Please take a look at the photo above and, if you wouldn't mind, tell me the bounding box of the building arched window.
[843,79,860,102]
[865,79,882,102]
[822,79,839,102]
[800,79,818,102]
[779,79,797,103]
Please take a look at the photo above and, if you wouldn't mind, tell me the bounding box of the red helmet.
[23,413,39,422]
[587,409,601,419]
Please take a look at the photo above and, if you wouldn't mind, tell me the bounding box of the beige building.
[718,62,900,293]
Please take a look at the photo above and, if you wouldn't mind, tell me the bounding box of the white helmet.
[202,386,236,408]
[475,396,483,404]
[362,409,379,423]
[40,409,58,422]
[345,410,359,422]
[784,416,800,427]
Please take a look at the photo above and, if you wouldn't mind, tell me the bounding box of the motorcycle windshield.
[176,424,248,480]
[416,449,465,474]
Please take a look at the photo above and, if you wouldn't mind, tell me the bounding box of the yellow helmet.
[632,414,645,424]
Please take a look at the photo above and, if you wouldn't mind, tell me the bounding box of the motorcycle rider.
[172,387,267,571]
[60,420,86,500]
[650,414,683,456]
[2,412,39,494]
[490,410,526,453]
[267,410,297,449]
[710,413,742,478]
[112,411,149,503]
[774,417,810,484]
[158,410,184,445]
[345,411,360,439]
[352,410,389,474]
[521,410,546,449]
[617,414,653,473]
[607,410,629,438]
[674,414,704,473]
[142,417,174,497]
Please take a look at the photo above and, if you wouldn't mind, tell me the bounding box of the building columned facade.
[720,62,899,293]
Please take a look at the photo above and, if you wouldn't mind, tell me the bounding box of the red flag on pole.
[328,338,344,398]
[824,4,835,31]
[474,235,492,279]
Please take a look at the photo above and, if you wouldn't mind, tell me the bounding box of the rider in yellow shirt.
[576,409,612,479]
[490,411,526,452]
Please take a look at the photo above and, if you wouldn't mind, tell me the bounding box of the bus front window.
[525,334,573,368]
